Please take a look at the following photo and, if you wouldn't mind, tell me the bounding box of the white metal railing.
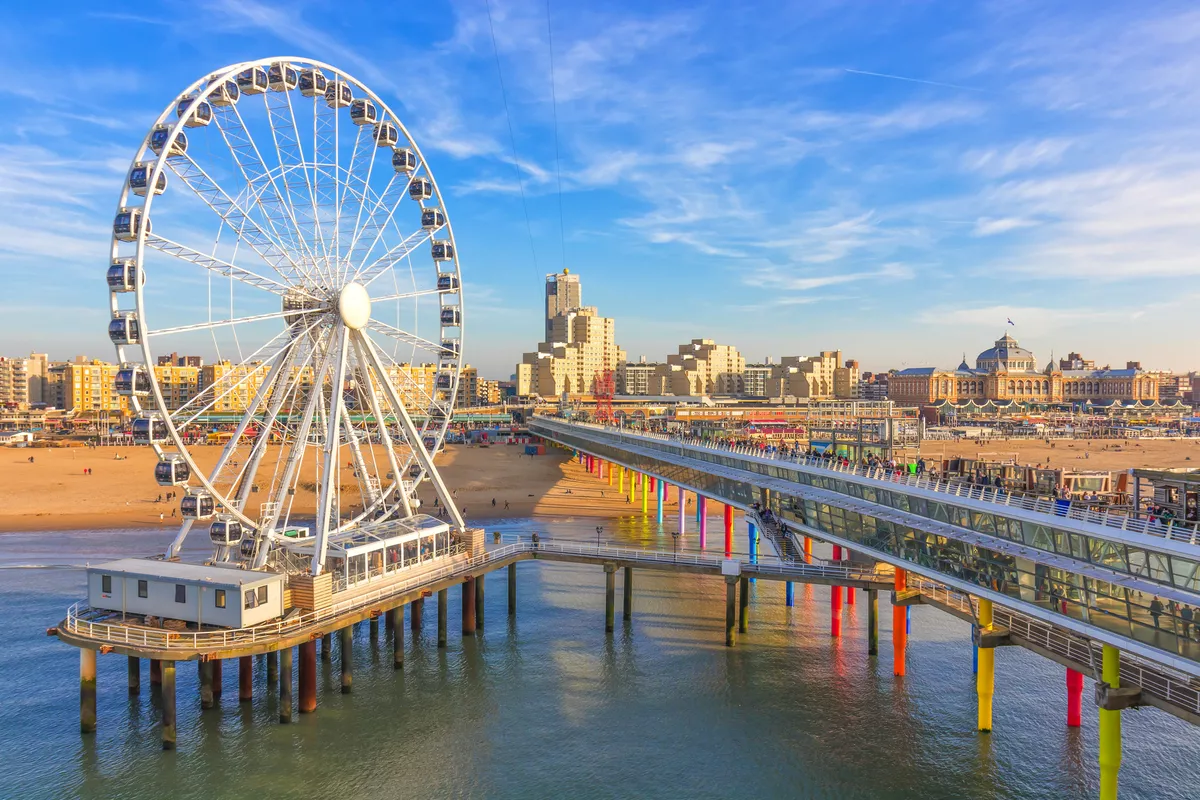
[909,575,1200,717]
[60,539,876,652]
[535,418,1200,546]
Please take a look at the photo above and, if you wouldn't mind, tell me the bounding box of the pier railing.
[61,539,880,653]
[535,418,1200,546]
[911,575,1200,718]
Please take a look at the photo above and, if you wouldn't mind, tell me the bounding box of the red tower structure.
[593,369,615,424]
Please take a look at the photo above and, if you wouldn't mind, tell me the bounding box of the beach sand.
[0,444,658,533]
[919,437,1200,472]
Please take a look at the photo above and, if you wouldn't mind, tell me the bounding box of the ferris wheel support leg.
[166,519,195,560]
[312,326,351,576]
[357,331,465,530]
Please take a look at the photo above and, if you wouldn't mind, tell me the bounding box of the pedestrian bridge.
[530,416,1200,732]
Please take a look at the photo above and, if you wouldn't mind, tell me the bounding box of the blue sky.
[3,0,1200,377]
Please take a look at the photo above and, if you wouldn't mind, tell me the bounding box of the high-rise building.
[153,363,201,411]
[742,360,773,397]
[519,270,626,398]
[619,358,667,396]
[544,269,582,341]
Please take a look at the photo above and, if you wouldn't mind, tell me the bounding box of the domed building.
[888,333,1160,408]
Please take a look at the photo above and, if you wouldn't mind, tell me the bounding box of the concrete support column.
[279,647,293,723]
[200,661,215,709]
[867,589,879,655]
[438,590,448,647]
[803,536,812,564]
[785,582,795,606]
[623,566,633,620]
[725,576,737,647]
[893,568,908,677]
[627,471,636,504]
[698,497,708,549]
[340,626,353,694]
[641,473,648,514]
[127,655,140,695]
[386,606,395,632]
[748,521,758,584]
[831,544,843,636]
[475,571,486,631]
[977,598,995,733]
[604,563,616,632]
[267,651,279,686]
[411,597,424,632]
[161,660,177,750]
[1067,668,1084,728]
[321,633,332,661]
[845,548,855,606]
[724,504,734,557]
[649,476,656,492]
[462,577,477,636]
[1099,645,1123,800]
[738,576,750,633]
[607,462,613,486]
[150,658,162,686]
[80,649,97,734]
[656,480,664,525]
[508,563,517,616]
[212,659,223,698]
[369,614,379,641]
[239,655,253,703]
[392,606,405,669]
[679,490,687,537]
[298,640,317,714]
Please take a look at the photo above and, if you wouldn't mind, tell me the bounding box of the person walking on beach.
[492,498,496,507]
[504,501,510,510]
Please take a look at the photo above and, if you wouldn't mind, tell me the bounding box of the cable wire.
[484,0,539,274]
[545,0,567,271]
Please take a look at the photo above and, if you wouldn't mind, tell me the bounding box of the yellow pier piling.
[1099,644,1122,800]
[976,598,994,733]
[641,473,648,514]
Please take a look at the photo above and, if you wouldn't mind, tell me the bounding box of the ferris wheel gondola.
[106,57,466,578]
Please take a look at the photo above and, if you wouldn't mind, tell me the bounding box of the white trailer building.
[86,559,285,628]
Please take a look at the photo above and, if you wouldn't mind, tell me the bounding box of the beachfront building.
[889,333,1160,406]
[65,358,127,419]
[153,363,201,411]
[660,339,745,396]
[742,361,773,397]
[544,269,581,341]
[764,351,860,401]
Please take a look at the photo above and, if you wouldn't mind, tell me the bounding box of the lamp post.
[672,530,680,562]
[595,525,603,551]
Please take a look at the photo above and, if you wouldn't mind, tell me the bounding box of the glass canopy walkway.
[530,417,1200,684]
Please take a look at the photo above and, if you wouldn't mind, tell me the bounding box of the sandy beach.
[0,443,663,533]
[918,437,1200,472]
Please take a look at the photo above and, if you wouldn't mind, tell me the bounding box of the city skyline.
[3,2,1200,376]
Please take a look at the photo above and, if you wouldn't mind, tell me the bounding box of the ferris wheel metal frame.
[107,57,466,578]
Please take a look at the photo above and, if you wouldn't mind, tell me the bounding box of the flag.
[1006,318,1015,326]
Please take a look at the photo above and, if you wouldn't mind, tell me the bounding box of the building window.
[215,589,226,609]
[175,584,186,603]
[137,579,148,598]
[101,575,112,594]
[258,585,269,605]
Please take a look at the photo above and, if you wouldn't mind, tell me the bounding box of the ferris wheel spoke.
[149,307,323,338]
[211,104,310,282]
[145,234,310,299]
[357,330,464,529]
[216,104,323,283]
[365,319,450,357]
[368,287,446,303]
[356,229,432,286]
[169,320,311,429]
[339,127,385,282]
[351,332,410,505]
[265,87,327,280]
[159,154,303,279]
[341,171,410,274]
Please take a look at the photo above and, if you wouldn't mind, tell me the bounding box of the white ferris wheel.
[106,57,466,577]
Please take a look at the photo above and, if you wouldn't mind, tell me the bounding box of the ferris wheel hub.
[337,281,371,330]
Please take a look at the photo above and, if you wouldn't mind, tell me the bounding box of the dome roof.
[976,333,1036,368]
